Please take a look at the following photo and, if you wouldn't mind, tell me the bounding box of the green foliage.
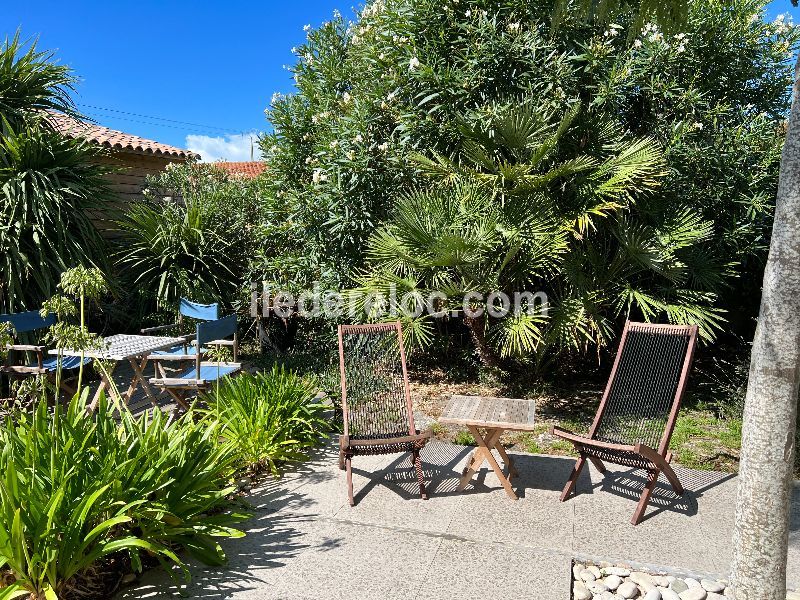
[262,0,797,362]
[201,366,330,476]
[0,34,110,314]
[114,163,263,313]
[0,124,110,314]
[0,392,245,599]
[0,31,79,130]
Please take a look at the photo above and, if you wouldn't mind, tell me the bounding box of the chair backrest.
[0,311,56,335]
[590,321,698,455]
[179,299,218,321]
[196,315,237,348]
[337,322,416,441]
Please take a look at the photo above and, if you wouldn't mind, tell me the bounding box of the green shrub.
[201,366,331,475]
[260,0,798,361]
[0,392,245,599]
[0,34,111,314]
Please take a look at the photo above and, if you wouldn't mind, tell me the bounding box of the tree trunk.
[730,54,800,600]
[463,314,503,369]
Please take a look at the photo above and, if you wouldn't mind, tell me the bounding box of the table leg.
[127,357,160,407]
[457,428,500,490]
[89,362,117,411]
[457,427,517,499]
[495,442,519,479]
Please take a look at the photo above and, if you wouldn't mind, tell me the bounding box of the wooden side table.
[439,394,537,500]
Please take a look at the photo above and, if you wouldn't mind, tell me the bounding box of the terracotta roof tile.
[47,112,197,159]
[212,161,267,178]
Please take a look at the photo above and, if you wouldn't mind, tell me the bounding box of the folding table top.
[439,394,537,431]
[49,334,184,361]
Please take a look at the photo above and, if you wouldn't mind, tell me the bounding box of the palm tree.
[0,32,111,313]
[351,101,676,366]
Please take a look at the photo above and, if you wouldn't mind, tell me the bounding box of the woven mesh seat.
[338,322,432,505]
[553,321,698,525]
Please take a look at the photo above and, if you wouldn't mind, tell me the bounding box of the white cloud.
[186,132,263,162]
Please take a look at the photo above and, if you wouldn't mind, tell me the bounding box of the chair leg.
[588,456,606,474]
[660,461,684,495]
[345,456,355,507]
[338,449,346,471]
[560,454,587,502]
[412,449,428,500]
[631,469,659,525]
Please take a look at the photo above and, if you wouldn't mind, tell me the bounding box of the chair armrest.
[341,428,433,449]
[140,323,179,334]
[6,344,46,352]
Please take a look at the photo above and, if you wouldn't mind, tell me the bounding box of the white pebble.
[700,580,725,594]
[631,572,656,593]
[679,588,707,600]
[604,575,623,591]
[619,581,641,599]
[659,588,682,600]
[604,567,632,577]
[685,579,701,589]
[573,582,592,600]
[644,589,662,600]
[580,569,597,582]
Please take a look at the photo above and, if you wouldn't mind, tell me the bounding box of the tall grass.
[202,366,330,476]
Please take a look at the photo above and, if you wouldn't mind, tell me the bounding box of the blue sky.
[1,0,796,161]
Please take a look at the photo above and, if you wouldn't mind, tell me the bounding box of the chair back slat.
[338,322,415,441]
[196,315,237,347]
[179,299,219,321]
[593,322,697,451]
[0,311,56,334]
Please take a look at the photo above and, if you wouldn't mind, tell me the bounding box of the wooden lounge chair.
[149,314,241,409]
[552,321,698,525]
[337,322,432,506]
[0,310,91,396]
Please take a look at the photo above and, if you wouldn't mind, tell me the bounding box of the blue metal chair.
[149,315,241,408]
[0,310,92,395]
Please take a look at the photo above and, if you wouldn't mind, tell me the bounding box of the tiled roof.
[47,112,197,159]
[212,161,267,178]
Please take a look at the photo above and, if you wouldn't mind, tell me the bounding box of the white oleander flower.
[465,9,471,17]
[303,24,311,32]
[507,22,520,32]
[693,122,703,130]
[330,140,338,149]
[347,150,356,160]
[342,91,352,104]
[378,141,389,152]
[354,134,363,143]
[305,156,313,164]
[633,39,642,48]
[409,57,420,70]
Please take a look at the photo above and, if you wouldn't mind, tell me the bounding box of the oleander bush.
[0,392,246,600]
[259,0,799,365]
[201,366,331,475]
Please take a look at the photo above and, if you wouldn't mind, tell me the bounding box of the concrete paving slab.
[417,537,570,599]
[260,519,444,600]
[117,442,800,599]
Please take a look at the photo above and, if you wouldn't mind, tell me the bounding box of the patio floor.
[119,440,800,599]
